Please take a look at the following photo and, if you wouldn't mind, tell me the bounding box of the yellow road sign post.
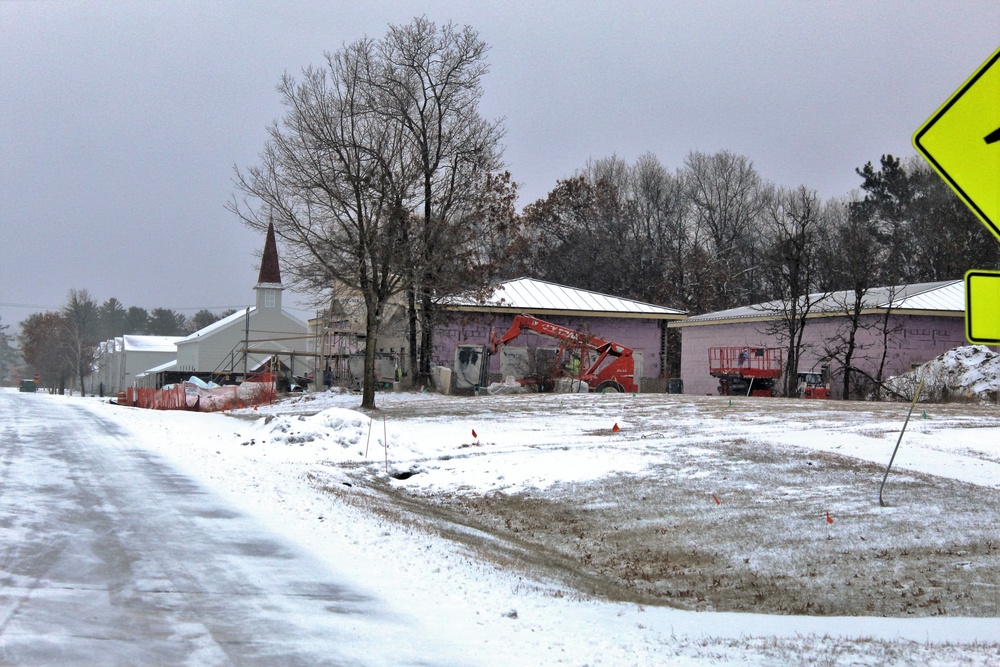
[914,45,1000,344]
[965,270,1000,345]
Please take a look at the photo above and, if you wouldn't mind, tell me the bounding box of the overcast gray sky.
[2,1,999,330]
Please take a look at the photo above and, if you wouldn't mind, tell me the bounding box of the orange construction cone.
[826,511,834,524]
[612,423,620,432]
[472,429,478,438]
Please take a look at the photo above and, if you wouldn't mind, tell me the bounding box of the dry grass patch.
[352,437,1000,617]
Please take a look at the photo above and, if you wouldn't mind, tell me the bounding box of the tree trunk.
[785,338,798,397]
[418,290,434,387]
[360,296,382,410]
[840,295,864,401]
[418,172,434,389]
[783,301,800,397]
[841,326,857,400]
[873,305,894,401]
[406,284,418,388]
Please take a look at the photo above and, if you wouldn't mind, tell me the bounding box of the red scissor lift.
[709,347,783,397]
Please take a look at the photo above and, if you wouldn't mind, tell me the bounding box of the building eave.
[880,308,963,318]
[442,303,687,321]
[669,307,964,328]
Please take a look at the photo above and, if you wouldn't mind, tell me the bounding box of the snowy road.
[0,392,456,666]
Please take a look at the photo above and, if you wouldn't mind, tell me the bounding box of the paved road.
[0,392,441,666]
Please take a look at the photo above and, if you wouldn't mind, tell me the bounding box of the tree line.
[514,152,996,315]
[9,291,232,394]
[513,152,998,396]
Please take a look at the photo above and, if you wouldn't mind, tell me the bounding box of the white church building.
[174,223,311,383]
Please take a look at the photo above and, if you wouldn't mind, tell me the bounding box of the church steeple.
[257,221,282,286]
[255,222,283,311]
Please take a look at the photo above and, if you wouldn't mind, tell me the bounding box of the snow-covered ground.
[29,364,995,666]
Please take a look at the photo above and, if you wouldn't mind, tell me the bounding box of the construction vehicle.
[709,346,782,397]
[797,371,831,399]
[488,314,639,393]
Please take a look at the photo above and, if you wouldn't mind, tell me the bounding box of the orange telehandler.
[488,314,639,393]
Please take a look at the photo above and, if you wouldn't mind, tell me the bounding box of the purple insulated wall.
[432,312,667,386]
[678,314,966,397]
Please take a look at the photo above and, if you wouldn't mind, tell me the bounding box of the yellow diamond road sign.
[965,270,1000,345]
[914,45,1000,243]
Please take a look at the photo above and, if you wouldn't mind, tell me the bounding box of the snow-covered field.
[41,370,999,666]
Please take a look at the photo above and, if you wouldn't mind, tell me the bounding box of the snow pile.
[487,377,527,395]
[233,397,652,494]
[885,345,1000,402]
[486,376,589,395]
[552,377,589,393]
[242,407,420,467]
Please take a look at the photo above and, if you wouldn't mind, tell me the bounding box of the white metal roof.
[674,280,963,326]
[178,307,254,343]
[889,280,964,311]
[177,305,309,344]
[443,277,686,318]
[135,359,178,378]
[121,335,185,352]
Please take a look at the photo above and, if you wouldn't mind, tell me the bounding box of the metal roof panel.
[444,277,686,316]
[678,280,963,325]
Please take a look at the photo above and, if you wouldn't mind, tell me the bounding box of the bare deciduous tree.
[757,187,830,396]
[375,16,505,386]
[230,39,414,409]
[818,196,888,399]
[20,311,74,393]
[684,150,770,309]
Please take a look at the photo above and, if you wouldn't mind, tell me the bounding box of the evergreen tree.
[0,316,19,383]
[188,309,222,333]
[148,308,187,336]
[63,290,100,395]
[98,298,128,339]
[125,307,150,334]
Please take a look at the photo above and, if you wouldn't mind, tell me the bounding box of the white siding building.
[95,335,183,395]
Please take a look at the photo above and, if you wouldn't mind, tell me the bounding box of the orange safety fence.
[124,374,276,412]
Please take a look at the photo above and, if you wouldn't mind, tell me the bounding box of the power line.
[0,302,61,310]
[0,301,254,313]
